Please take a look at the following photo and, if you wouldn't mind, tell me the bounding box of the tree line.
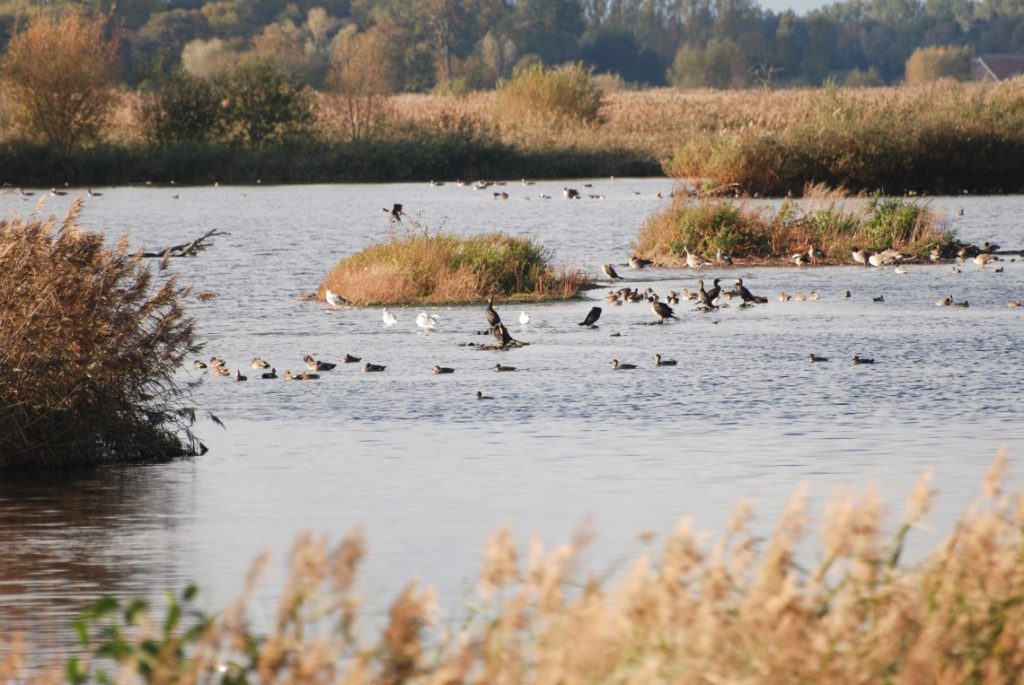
[0,0,1021,92]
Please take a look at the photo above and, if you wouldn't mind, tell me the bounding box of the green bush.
[141,70,224,145]
[217,60,314,146]
[496,62,604,128]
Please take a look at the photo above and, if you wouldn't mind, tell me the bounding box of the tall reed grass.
[320,229,590,305]
[635,187,955,265]
[0,198,204,466]
[5,453,1023,683]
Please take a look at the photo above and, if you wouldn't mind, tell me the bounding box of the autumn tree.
[904,45,972,84]
[1,11,119,150]
[326,27,397,141]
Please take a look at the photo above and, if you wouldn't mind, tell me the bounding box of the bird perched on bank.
[792,251,810,267]
[851,247,870,266]
[495,363,517,372]
[611,359,636,369]
[603,263,623,279]
[852,355,875,364]
[492,322,513,347]
[416,312,439,330]
[734,278,767,305]
[519,311,530,326]
[651,300,678,323]
[684,248,709,270]
[807,354,829,363]
[325,289,347,309]
[629,255,653,269]
[716,249,733,265]
[654,353,677,366]
[304,355,336,371]
[432,365,455,374]
[383,203,404,221]
[578,306,602,328]
[382,308,397,327]
[363,362,386,372]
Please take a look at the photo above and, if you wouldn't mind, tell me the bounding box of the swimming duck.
[807,354,829,363]
[807,291,820,301]
[235,370,248,381]
[261,368,278,379]
[476,391,493,400]
[495,363,517,372]
[519,311,530,326]
[251,357,271,369]
[843,290,851,298]
[654,354,677,366]
[603,263,623,279]
[212,366,231,377]
[416,312,439,330]
[894,265,908,274]
[363,362,386,372]
[325,289,347,309]
[794,292,807,302]
[193,360,208,369]
[432,365,455,374]
[651,300,678,323]
[778,292,791,302]
[873,295,885,302]
[343,354,362,363]
[611,359,636,369]
[304,355,336,371]
[382,309,398,327]
[852,355,875,364]
[563,187,580,199]
[209,356,226,367]
[578,306,602,328]
[936,295,953,306]
[629,255,652,269]
[1009,300,1021,308]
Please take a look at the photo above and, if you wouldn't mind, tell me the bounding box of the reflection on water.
[1,180,1022,665]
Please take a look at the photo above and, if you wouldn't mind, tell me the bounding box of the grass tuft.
[320,229,590,305]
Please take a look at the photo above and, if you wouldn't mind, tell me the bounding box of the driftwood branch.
[142,229,229,258]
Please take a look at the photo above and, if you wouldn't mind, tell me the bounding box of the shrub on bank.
[12,455,1024,684]
[634,189,954,264]
[496,62,604,130]
[320,230,590,305]
[0,199,204,467]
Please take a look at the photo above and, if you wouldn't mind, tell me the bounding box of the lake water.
[1,179,1023,666]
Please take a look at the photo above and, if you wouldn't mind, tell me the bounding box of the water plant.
[5,454,1023,683]
[320,228,590,305]
[0,198,206,466]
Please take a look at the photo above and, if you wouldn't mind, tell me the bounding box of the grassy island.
[635,189,955,266]
[320,231,590,305]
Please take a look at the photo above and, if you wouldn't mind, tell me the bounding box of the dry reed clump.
[666,81,1024,195]
[634,188,955,266]
[319,229,590,305]
[14,452,1024,684]
[0,197,205,467]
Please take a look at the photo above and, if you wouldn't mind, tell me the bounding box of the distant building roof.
[972,55,1024,82]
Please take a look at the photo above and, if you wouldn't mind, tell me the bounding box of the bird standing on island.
[485,294,502,329]
[578,306,602,327]
[603,263,623,279]
[325,289,347,309]
[651,300,678,323]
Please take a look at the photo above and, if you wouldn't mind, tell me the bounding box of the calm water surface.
[1,180,1022,664]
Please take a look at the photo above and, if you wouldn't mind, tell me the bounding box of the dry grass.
[7,453,1024,683]
[320,229,590,305]
[634,187,955,266]
[0,196,204,466]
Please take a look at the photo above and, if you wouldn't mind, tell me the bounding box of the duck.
[476,390,493,400]
[416,312,439,330]
[873,295,885,303]
[563,187,580,199]
[654,353,677,366]
[629,255,652,269]
[209,356,226,367]
[251,357,271,369]
[519,311,530,326]
[602,263,623,280]
[852,355,875,364]
[794,292,806,302]
[611,359,636,369]
[261,368,278,379]
[343,353,362,363]
[936,295,953,306]
[684,248,708,270]
[778,292,791,302]
[651,300,678,323]
[981,241,1000,253]
[715,249,733,265]
[495,363,517,372]
[1009,300,1021,308]
[843,290,852,298]
[304,355,336,371]
[363,362,386,372]
[807,291,820,301]
[212,366,231,377]
[49,187,67,196]
[325,289,347,309]
[578,306,602,328]
[288,371,320,380]
[235,370,248,381]
[193,360,208,369]
[807,354,829,363]
[86,188,102,197]
[382,308,398,327]
[432,365,455,374]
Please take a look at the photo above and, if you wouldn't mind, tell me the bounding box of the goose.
[651,300,677,323]
[432,365,455,374]
[578,306,602,327]
[974,253,999,267]
[383,203,404,221]
[792,251,810,267]
[519,311,530,326]
[495,363,517,372]
[476,391,493,400]
[382,308,398,327]
[629,255,652,269]
[235,370,248,381]
[485,295,501,328]
[416,312,439,330]
[807,291,820,301]
[193,360,208,369]
[251,357,271,369]
[304,355,336,371]
[611,359,636,369]
[325,289,347,309]
[807,354,829,363]
[343,354,362,363]
[715,249,733,265]
[852,355,875,364]
[936,295,953,306]
[262,368,278,379]
[654,353,677,366]
[1009,300,1021,308]
[684,248,708,270]
[603,263,623,279]
[362,362,386,372]
[851,247,870,266]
